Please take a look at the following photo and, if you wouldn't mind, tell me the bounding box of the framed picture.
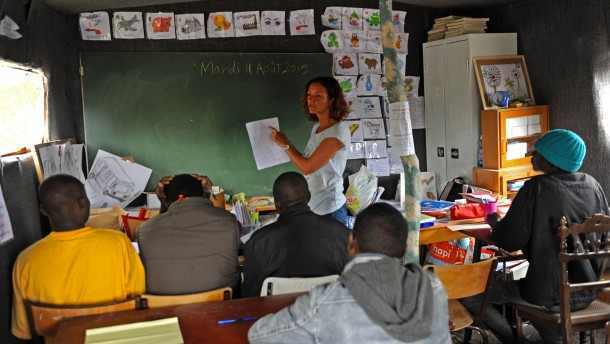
[473,55,535,110]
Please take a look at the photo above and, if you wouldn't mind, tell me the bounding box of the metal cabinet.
[423,33,517,191]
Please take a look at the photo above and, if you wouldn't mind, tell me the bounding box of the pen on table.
[218,316,258,324]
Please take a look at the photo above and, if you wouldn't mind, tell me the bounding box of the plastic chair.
[260,275,340,296]
[143,287,232,308]
[25,296,144,344]
[512,215,610,344]
[425,258,497,344]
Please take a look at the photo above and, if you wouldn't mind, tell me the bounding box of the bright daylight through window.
[0,62,46,155]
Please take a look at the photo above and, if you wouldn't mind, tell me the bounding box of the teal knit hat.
[533,129,586,172]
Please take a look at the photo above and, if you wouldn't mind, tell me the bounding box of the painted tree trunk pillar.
[380,0,421,264]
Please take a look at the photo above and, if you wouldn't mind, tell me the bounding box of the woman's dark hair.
[301,76,349,122]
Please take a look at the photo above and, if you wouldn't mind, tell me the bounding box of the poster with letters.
[79,12,111,41]
[113,12,144,39]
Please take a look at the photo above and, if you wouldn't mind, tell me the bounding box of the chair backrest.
[143,287,232,308]
[25,296,143,343]
[261,275,340,296]
[556,215,610,341]
[425,258,497,299]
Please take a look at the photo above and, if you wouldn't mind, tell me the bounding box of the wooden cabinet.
[481,105,549,169]
[423,33,517,191]
[473,165,543,199]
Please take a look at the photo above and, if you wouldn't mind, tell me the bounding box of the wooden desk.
[419,218,484,245]
[55,293,301,344]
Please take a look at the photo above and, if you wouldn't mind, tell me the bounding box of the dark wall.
[472,0,610,195]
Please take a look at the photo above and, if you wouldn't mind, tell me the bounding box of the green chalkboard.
[81,52,332,196]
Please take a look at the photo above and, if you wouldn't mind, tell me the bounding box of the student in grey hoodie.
[248,203,451,344]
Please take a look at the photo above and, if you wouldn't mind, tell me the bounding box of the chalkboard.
[81,52,332,196]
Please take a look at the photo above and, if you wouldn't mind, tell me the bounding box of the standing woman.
[269,76,350,226]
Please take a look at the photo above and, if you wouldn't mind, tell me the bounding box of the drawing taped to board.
[85,150,152,208]
[38,142,86,183]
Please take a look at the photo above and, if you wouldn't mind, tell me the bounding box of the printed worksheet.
[0,184,14,246]
[246,117,290,170]
[38,142,86,183]
[388,101,415,156]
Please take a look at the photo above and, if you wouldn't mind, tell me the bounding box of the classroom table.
[419,218,485,245]
[54,293,302,344]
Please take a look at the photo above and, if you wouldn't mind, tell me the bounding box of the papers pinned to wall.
[347,120,364,142]
[335,76,357,98]
[175,14,206,40]
[85,150,152,209]
[207,12,235,38]
[146,12,176,39]
[320,30,343,53]
[113,12,144,39]
[388,102,415,157]
[79,12,111,41]
[0,184,14,246]
[261,11,286,35]
[289,10,315,36]
[38,142,86,183]
[234,11,261,37]
[367,158,390,176]
[334,53,358,76]
[321,7,342,29]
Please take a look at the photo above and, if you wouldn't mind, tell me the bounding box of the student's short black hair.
[164,174,205,203]
[352,203,408,258]
[272,172,310,209]
[39,174,85,207]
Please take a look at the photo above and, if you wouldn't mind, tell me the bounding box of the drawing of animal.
[116,15,140,32]
[152,16,172,33]
[364,58,378,70]
[363,121,382,136]
[351,33,359,47]
[181,16,202,34]
[327,32,339,48]
[395,35,402,49]
[338,56,354,70]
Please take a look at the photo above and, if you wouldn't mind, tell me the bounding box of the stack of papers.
[421,200,454,217]
[459,192,498,203]
[444,17,489,38]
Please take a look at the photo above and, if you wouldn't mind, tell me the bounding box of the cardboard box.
[211,189,226,209]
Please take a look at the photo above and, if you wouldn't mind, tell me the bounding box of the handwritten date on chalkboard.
[200,60,309,76]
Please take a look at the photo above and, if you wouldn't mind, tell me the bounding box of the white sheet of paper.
[448,224,492,231]
[85,150,152,208]
[389,101,415,156]
[0,184,14,245]
[38,142,86,183]
[409,96,425,129]
[367,158,390,176]
[246,117,290,170]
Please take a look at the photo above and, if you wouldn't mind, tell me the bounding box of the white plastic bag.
[345,165,378,216]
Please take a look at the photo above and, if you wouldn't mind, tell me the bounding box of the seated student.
[248,203,451,343]
[464,129,610,343]
[240,172,349,298]
[11,174,145,340]
[137,173,240,295]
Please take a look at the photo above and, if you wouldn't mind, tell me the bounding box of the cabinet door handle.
[466,59,469,70]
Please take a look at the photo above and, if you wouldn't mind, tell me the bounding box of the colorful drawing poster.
[289,10,315,35]
[379,76,388,97]
[342,30,366,53]
[364,140,388,158]
[392,11,407,32]
[394,32,409,54]
[85,150,152,209]
[358,53,382,74]
[357,74,381,96]
[207,12,235,38]
[320,30,343,53]
[0,184,14,246]
[234,11,261,37]
[261,11,285,35]
[113,12,144,39]
[420,171,438,200]
[359,97,382,118]
[346,120,364,142]
[342,7,363,31]
[146,12,176,39]
[363,8,381,31]
[335,76,357,98]
[362,118,386,140]
[79,12,111,41]
[321,7,342,29]
[366,31,382,53]
[404,76,420,98]
[345,97,361,120]
[175,14,206,40]
[367,158,390,176]
[334,53,358,76]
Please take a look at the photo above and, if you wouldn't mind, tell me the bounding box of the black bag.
[439,177,474,202]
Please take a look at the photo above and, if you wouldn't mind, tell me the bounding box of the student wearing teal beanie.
[464,129,609,343]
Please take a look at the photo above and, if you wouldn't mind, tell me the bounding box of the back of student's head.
[352,203,408,258]
[165,174,205,203]
[273,172,310,210]
[39,174,89,229]
[39,174,86,207]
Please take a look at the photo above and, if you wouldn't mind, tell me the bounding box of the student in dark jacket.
[241,172,349,298]
[465,129,610,344]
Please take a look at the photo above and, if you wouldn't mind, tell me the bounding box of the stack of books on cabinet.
[473,105,550,199]
[427,16,489,42]
[427,15,458,42]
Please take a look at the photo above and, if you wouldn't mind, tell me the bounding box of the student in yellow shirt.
[11,174,145,340]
